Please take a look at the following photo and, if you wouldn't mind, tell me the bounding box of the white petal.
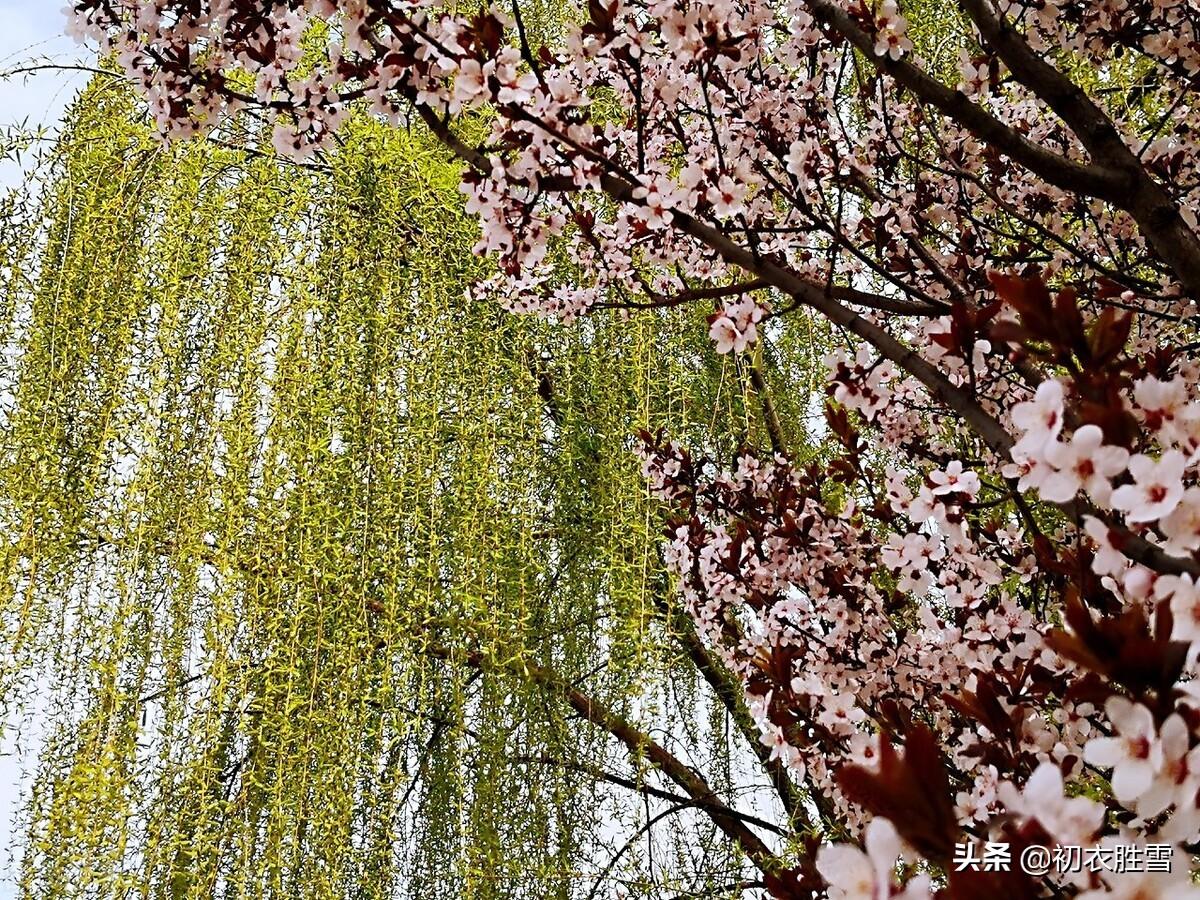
[864,817,902,871]
[1040,471,1081,503]
[1137,776,1176,820]
[1112,758,1156,805]
[816,845,873,896]
[1084,736,1122,767]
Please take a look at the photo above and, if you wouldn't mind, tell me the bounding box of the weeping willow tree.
[0,71,830,900]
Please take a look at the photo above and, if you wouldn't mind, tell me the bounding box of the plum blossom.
[1010,380,1066,455]
[1162,487,1200,555]
[826,347,897,420]
[872,0,913,60]
[708,316,750,354]
[1084,697,1163,806]
[708,296,765,354]
[1159,575,1200,643]
[1076,845,1200,900]
[816,691,868,736]
[929,461,981,498]
[1136,714,1200,826]
[816,817,929,900]
[760,722,805,775]
[955,764,1000,823]
[957,52,989,95]
[1084,516,1129,578]
[631,176,679,229]
[68,0,1200,891]
[1111,451,1189,523]
[1134,375,1192,443]
[1041,424,1130,505]
[996,761,1104,846]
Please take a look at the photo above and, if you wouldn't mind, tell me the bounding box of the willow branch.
[422,642,787,877]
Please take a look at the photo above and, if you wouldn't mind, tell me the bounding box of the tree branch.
[956,0,1200,298]
[655,595,812,833]
[413,97,1200,581]
[421,642,790,879]
[799,0,1128,199]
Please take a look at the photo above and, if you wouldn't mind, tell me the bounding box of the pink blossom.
[1010,380,1066,455]
[1077,846,1200,900]
[1162,487,1200,555]
[1111,451,1189,523]
[996,761,1104,846]
[1136,714,1200,822]
[1084,697,1163,806]
[929,461,981,498]
[1041,424,1130,505]
[1160,575,1200,644]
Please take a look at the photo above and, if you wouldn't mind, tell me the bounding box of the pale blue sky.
[0,2,90,189]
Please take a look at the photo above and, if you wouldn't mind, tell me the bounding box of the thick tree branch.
[957,0,1200,299]
[422,642,791,880]
[512,753,791,836]
[799,0,1128,200]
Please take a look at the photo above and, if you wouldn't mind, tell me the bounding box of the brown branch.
[799,0,1128,200]
[512,753,791,836]
[421,642,789,878]
[826,284,941,315]
[956,0,1200,299]
[593,278,770,310]
[747,362,787,457]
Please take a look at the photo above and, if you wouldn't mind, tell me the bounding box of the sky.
[0,9,89,890]
[0,3,90,189]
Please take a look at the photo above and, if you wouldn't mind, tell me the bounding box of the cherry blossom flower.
[816,817,915,900]
[1111,451,1189,523]
[1084,697,1163,806]
[708,298,765,355]
[1136,714,1200,823]
[1010,380,1066,455]
[1077,845,1200,900]
[872,0,913,61]
[929,461,981,498]
[996,761,1104,846]
[1162,487,1200,555]
[1160,575,1200,644]
[1041,425,1130,505]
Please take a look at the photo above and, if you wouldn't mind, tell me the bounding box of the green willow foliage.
[0,76,828,900]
